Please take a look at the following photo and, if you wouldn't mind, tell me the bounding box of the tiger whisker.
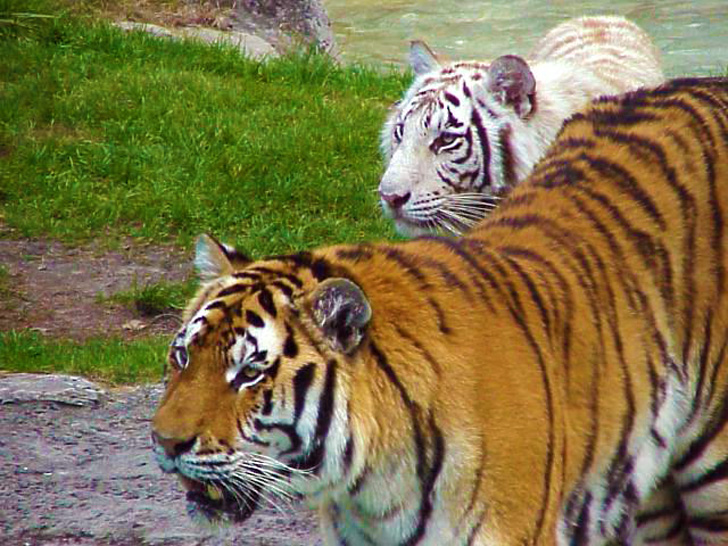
[438,208,480,228]
[226,472,292,515]
[444,200,499,210]
[228,474,292,515]
[244,453,314,477]
[447,192,503,202]
[231,469,298,502]
[440,207,488,221]
[443,200,499,212]
[434,212,465,236]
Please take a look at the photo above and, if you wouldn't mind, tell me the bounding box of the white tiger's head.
[380,41,537,237]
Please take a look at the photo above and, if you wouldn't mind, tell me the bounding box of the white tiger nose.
[379,190,411,210]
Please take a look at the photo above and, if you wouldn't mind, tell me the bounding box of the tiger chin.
[153,79,728,545]
[379,15,665,237]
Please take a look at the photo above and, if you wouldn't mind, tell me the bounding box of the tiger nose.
[379,190,411,210]
[152,431,197,459]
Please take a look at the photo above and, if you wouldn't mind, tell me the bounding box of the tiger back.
[379,15,664,237]
[152,78,728,545]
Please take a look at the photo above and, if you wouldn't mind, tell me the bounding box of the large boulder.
[231,0,338,58]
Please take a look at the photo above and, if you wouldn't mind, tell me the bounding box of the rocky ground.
[110,0,337,61]
[0,375,323,545]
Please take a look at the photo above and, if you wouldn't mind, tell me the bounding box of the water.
[323,0,727,77]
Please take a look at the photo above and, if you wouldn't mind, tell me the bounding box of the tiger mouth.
[180,476,260,524]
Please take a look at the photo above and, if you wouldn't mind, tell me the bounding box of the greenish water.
[324,0,727,77]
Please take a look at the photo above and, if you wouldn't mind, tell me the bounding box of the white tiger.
[379,15,664,236]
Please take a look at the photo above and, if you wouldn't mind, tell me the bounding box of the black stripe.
[427,297,451,335]
[301,359,338,474]
[368,341,445,545]
[258,288,277,317]
[283,323,299,358]
[470,107,491,191]
[444,92,460,106]
[680,457,728,493]
[417,236,496,312]
[216,283,248,297]
[245,309,264,328]
[675,398,728,471]
[205,300,227,311]
[261,389,273,415]
[636,503,681,527]
[293,363,316,422]
[688,514,728,532]
[570,492,592,546]
[462,239,556,542]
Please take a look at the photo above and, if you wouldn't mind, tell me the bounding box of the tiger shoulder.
[152,78,728,545]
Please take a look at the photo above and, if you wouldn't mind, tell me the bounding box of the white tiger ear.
[195,234,250,281]
[487,55,536,118]
[409,40,441,76]
[309,278,372,354]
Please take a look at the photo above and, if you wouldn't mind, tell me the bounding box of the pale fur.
[379,15,664,237]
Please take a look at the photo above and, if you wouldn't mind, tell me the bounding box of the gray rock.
[114,20,173,39]
[113,0,339,61]
[0,382,322,545]
[0,373,106,406]
[233,0,339,59]
[179,27,277,58]
[114,21,277,59]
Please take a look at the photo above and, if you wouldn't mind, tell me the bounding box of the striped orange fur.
[152,78,728,545]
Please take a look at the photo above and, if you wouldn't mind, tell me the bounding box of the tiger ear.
[194,234,250,281]
[309,278,372,354]
[487,55,536,118]
[409,40,441,76]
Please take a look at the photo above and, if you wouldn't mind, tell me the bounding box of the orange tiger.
[152,78,728,545]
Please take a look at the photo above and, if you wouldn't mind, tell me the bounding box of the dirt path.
[0,380,322,546]
[0,237,191,340]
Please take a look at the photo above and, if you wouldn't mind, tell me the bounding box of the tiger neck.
[506,59,617,185]
[298,340,482,545]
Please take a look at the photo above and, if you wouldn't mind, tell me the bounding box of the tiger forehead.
[179,270,302,347]
[418,62,488,89]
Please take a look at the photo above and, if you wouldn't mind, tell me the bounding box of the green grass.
[99,277,197,316]
[0,263,13,309]
[0,0,411,382]
[0,330,167,384]
[0,0,409,258]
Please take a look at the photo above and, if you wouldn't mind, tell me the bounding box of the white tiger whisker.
[438,208,480,228]
[440,207,489,221]
[445,200,500,211]
[435,213,465,236]
[444,200,500,212]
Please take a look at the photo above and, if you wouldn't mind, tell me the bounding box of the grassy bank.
[0,330,167,383]
[0,0,408,382]
[0,0,407,255]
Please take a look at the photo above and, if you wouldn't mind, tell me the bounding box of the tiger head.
[151,235,371,524]
[380,41,536,237]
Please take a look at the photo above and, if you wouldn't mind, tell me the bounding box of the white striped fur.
[379,15,664,237]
